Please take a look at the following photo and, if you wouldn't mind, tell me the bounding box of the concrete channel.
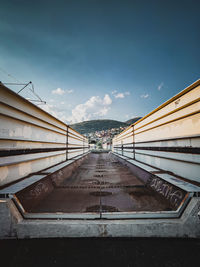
[0,80,200,239]
[18,152,173,216]
[1,151,200,238]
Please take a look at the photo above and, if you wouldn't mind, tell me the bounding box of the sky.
[0,0,199,124]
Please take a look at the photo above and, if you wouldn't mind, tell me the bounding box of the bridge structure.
[0,80,200,239]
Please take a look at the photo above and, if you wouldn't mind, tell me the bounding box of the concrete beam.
[0,197,200,239]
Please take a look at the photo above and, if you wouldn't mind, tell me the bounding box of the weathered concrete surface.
[111,152,200,210]
[0,200,12,238]
[16,152,89,211]
[30,152,172,214]
[0,196,200,239]
[1,152,200,239]
[0,199,22,238]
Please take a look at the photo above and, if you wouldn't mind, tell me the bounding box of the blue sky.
[0,0,199,123]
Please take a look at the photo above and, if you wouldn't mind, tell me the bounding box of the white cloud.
[113,91,130,98]
[40,103,67,122]
[157,82,164,91]
[103,94,112,105]
[51,88,74,95]
[52,88,65,95]
[115,93,125,99]
[112,90,117,95]
[140,94,149,99]
[67,94,112,123]
[39,93,112,124]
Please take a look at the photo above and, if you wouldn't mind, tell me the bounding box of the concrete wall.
[0,84,89,187]
[113,80,200,183]
[1,197,200,238]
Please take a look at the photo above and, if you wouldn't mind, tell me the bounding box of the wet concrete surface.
[31,152,172,213]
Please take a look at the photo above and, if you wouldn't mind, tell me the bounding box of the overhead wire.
[0,66,21,83]
[0,66,46,104]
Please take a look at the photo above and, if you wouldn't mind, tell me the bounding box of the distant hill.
[125,117,142,125]
[70,117,142,134]
[70,119,127,134]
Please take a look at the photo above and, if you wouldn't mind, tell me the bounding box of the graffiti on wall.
[148,176,185,208]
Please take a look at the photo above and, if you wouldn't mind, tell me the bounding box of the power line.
[0,67,21,83]
[2,83,27,85]
[17,81,32,94]
[0,66,46,104]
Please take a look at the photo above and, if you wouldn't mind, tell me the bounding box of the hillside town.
[85,126,127,150]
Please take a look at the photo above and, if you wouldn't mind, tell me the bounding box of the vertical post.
[83,137,85,155]
[132,125,135,160]
[66,126,69,161]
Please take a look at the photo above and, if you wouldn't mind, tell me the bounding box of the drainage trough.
[0,80,200,238]
[1,151,200,238]
[10,152,181,219]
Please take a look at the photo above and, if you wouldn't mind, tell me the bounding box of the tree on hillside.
[96,140,102,149]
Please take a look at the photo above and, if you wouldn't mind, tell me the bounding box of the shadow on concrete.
[0,238,200,267]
